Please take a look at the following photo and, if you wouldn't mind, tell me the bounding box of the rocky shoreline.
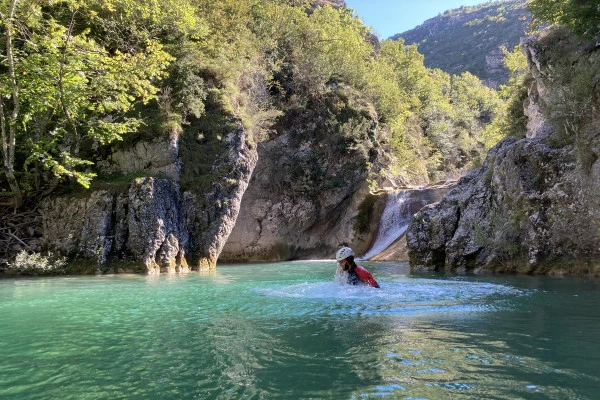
[4,27,600,277]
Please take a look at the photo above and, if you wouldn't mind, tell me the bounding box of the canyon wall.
[407,27,600,274]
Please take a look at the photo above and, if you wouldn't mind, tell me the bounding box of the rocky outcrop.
[183,129,258,268]
[483,48,507,89]
[40,84,382,271]
[42,189,123,268]
[127,178,188,273]
[407,27,600,275]
[220,89,384,261]
[41,126,257,273]
[312,0,345,8]
[220,139,372,261]
[97,135,182,181]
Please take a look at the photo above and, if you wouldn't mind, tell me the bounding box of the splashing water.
[257,268,526,318]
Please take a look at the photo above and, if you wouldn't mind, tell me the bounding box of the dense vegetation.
[482,0,600,152]
[528,0,600,39]
[393,0,530,86]
[2,0,595,209]
[1,0,505,209]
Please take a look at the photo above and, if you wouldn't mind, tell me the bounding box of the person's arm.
[355,266,380,288]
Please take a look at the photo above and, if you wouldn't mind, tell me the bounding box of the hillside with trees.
[1,0,509,270]
[392,0,530,87]
[0,0,501,204]
[408,0,600,274]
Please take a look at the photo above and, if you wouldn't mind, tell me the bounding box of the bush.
[8,251,67,275]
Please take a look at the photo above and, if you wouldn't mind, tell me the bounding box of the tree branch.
[58,10,80,155]
[1,0,24,208]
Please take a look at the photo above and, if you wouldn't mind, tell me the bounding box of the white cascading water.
[359,190,411,260]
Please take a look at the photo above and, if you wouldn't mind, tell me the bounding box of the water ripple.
[255,278,529,318]
[1,262,597,400]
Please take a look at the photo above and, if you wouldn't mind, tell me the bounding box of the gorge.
[39,25,600,276]
[4,2,600,399]
[2,1,599,277]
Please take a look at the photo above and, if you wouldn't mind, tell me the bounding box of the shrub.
[8,251,67,275]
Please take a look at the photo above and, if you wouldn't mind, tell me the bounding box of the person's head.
[336,247,355,271]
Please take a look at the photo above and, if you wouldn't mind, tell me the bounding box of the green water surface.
[1,261,599,399]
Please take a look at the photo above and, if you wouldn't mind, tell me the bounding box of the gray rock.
[183,129,258,268]
[41,126,256,273]
[407,28,600,274]
[41,190,116,264]
[127,178,188,273]
[98,135,181,181]
[220,89,384,261]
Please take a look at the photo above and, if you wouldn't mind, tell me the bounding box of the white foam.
[255,277,528,317]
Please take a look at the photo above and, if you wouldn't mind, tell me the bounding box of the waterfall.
[359,190,412,260]
[357,183,456,261]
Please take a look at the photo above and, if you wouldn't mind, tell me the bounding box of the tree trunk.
[0,0,24,208]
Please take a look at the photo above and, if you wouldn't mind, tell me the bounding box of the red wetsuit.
[354,265,380,288]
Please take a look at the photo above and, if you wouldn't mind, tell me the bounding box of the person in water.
[336,247,380,288]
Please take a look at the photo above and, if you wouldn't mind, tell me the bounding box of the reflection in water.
[366,322,588,399]
[1,261,599,399]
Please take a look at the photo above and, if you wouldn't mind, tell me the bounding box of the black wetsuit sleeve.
[347,270,361,285]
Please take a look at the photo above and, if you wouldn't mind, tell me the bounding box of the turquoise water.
[1,261,599,399]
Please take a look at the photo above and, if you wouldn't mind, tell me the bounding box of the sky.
[344,0,497,39]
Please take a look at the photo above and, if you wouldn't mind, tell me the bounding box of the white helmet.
[336,247,355,262]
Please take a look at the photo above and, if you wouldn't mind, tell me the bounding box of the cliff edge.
[407,27,600,275]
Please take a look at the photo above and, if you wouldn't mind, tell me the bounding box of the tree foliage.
[395,0,531,86]
[0,0,200,205]
[527,0,600,39]
[482,44,529,148]
[1,0,507,206]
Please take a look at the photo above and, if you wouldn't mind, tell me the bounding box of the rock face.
[40,86,383,271]
[407,27,600,274]
[219,138,371,261]
[183,129,258,268]
[97,135,182,181]
[220,89,384,261]
[41,127,257,273]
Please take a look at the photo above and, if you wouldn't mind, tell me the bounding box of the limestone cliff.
[39,86,385,271]
[41,123,257,273]
[407,27,600,274]
[220,88,385,261]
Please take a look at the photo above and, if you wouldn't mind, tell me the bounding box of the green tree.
[482,44,529,149]
[0,0,200,206]
[0,0,22,206]
[527,0,600,39]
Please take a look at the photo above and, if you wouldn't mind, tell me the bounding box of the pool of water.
[1,261,599,399]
